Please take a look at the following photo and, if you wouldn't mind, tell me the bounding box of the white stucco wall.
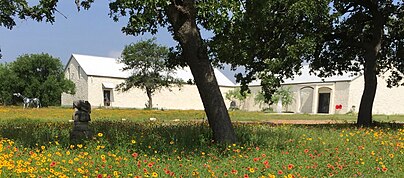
[273,82,351,114]
[85,76,234,110]
[347,76,363,114]
[61,57,89,106]
[349,74,404,114]
[333,81,351,113]
[239,86,268,111]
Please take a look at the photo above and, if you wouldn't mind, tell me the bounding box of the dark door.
[318,93,330,113]
[103,90,111,106]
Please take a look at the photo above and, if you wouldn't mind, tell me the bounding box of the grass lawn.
[0,106,403,123]
[0,106,403,177]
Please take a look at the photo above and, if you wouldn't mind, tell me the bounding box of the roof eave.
[63,54,75,72]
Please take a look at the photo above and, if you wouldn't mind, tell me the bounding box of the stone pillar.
[312,86,319,114]
[70,100,93,144]
[296,88,301,113]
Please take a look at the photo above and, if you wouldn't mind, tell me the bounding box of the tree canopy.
[311,0,404,125]
[211,0,329,103]
[0,63,18,105]
[212,0,404,126]
[117,38,183,109]
[106,0,242,142]
[7,53,75,106]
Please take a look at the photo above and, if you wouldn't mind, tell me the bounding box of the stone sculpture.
[70,100,93,143]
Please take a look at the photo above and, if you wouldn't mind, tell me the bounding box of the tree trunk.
[146,88,153,109]
[357,53,377,126]
[166,1,236,143]
[357,12,384,126]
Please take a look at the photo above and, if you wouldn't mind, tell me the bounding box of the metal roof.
[283,65,358,84]
[247,65,358,86]
[70,54,236,87]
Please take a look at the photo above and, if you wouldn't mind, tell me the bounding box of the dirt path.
[233,120,354,125]
[268,120,353,124]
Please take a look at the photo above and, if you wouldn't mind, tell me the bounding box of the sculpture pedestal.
[69,100,93,144]
[70,122,93,144]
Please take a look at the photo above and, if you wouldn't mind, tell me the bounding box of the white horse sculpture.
[13,93,41,109]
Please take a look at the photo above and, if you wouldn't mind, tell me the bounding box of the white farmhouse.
[62,54,404,114]
[61,54,236,109]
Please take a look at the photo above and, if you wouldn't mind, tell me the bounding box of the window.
[67,67,70,80]
[78,66,81,78]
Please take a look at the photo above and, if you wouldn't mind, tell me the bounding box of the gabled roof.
[247,65,359,86]
[68,54,236,87]
[70,54,131,78]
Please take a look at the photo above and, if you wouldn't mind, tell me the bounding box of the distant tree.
[0,63,18,105]
[225,88,250,110]
[11,53,75,106]
[271,86,294,112]
[255,86,294,112]
[254,92,267,109]
[116,38,183,109]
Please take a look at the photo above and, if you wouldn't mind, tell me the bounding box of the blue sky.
[0,1,186,64]
[0,1,242,82]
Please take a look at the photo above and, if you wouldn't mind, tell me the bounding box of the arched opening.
[300,87,314,113]
[317,87,332,113]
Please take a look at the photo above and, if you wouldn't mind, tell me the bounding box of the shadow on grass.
[0,119,402,156]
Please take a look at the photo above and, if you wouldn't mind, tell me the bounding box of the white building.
[242,65,404,114]
[62,54,404,114]
[61,54,236,110]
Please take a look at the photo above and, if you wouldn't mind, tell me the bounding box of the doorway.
[103,90,111,106]
[317,93,330,113]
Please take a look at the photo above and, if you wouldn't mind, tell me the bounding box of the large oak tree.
[311,0,404,126]
[212,0,404,126]
[1,0,239,142]
[105,0,240,142]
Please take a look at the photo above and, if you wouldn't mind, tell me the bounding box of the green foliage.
[211,0,330,103]
[107,0,241,36]
[225,88,250,110]
[10,53,75,106]
[0,0,59,30]
[225,88,249,102]
[310,1,404,84]
[271,86,294,110]
[309,1,404,124]
[255,86,294,111]
[0,63,18,105]
[116,38,183,109]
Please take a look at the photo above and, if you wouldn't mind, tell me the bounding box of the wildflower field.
[0,107,403,177]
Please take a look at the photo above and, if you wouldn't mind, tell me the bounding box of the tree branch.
[170,0,188,15]
[323,32,367,49]
[55,8,68,19]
